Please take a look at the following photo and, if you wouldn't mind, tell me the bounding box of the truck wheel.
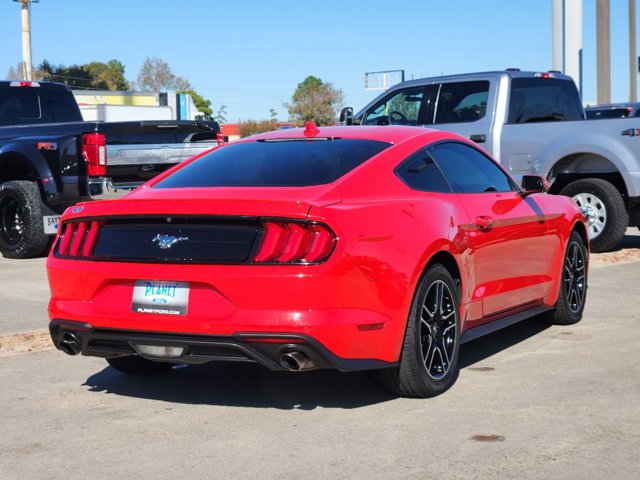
[559,178,629,253]
[0,181,50,259]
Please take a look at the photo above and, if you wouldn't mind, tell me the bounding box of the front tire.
[0,180,50,259]
[106,356,175,375]
[542,231,588,325]
[560,178,628,253]
[378,264,461,398]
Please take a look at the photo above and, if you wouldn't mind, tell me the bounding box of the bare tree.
[137,57,176,92]
[6,62,25,80]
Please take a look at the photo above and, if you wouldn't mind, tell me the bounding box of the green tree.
[84,60,129,90]
[214,105,228,124]
[237,118,279,138]
[32,59,128,90]
[177,87,213,118]
[35,61,92,89]
[286,75,344,126]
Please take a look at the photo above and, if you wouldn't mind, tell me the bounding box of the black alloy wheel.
[563,238,587,314]
[541,230,588,326]
[0,194,25,246]
[420,279,457,380]
[0,181,50,259]
[378,264,461,398]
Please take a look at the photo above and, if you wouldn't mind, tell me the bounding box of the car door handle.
[475,216,494,231]
[469,134,486,143]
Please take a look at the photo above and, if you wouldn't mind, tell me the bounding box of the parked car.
[0,80,221,259]
[585,103,640,119]
[47,124,588,398]
[341,69,640,253]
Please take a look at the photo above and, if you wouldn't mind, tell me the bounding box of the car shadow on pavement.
[84,362,396,410]
[459,316,549,369]
[620,232,640,249]
[82,317,550,409]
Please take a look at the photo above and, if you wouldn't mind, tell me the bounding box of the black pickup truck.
[0,80,221,258]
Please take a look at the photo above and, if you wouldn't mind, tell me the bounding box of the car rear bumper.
[49,320,396,372]
[47,256,410,363]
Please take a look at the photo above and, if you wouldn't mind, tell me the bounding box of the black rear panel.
[87,217,261,263]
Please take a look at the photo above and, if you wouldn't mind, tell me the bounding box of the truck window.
[507,78,583,124]
[0,88,82,125]
[362,87,425,126]
[434,81,489,124]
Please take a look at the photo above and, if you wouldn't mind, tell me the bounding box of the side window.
[363,87,425,126]
[395,149,452,193]
[428,142,515,193]
[434,81,489,124]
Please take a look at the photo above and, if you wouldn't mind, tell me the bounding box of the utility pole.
[596,0,611,104]
[13,0,38,81]
[630,0,637,102]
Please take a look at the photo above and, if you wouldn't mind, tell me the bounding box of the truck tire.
[559,178,629,253]
[0,180,50,259]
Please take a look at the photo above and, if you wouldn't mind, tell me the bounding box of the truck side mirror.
[339,107,353,126]
[521,175,549,195]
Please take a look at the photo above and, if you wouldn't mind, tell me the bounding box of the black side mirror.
[521,175,548,196]
[339,107,353,126]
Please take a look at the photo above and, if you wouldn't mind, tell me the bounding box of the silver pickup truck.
[344,69,640,252]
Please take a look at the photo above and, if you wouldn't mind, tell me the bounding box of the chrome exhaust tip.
[280,351,310,371]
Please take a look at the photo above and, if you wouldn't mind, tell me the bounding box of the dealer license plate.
[132,280,189,315]
[43,215,61,235]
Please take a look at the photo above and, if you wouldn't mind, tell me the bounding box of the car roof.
[0,80,71,90]
[370,69,574,91]
[585,102,640,110]
[247,125,441,144]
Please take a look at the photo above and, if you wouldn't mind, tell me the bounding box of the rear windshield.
[154,138,391,188]
[507,78,584,123]
[0,87,82,125]
[585,108,631,119]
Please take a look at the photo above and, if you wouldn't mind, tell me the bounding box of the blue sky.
[0,0,636,121]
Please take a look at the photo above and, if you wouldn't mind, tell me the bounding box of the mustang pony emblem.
[152,234,189,250]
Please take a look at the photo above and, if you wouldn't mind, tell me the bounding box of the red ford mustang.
[47,125,588,397]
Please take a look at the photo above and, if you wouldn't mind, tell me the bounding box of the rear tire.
[541,231,588,325]
[106,355,175,375]
[559,178,628,253]
[0,180,50,259]
[378,264,460,398]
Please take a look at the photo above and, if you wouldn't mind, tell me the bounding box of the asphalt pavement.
[0,230,639,479]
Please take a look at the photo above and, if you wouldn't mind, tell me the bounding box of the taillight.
[56,221,100,258]
[82,133,107,177]
[253,221,336,264]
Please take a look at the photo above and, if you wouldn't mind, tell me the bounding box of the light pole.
[13,0,38,81]
[630,0,637,102]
